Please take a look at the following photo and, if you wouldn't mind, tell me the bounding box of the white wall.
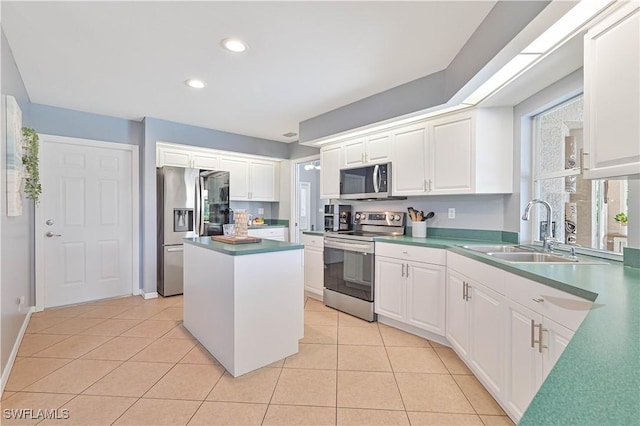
[349,194,506,231]
[1,30,33,375]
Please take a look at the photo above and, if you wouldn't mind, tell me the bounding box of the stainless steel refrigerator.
[157,166,231,296]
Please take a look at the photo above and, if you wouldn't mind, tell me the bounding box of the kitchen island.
[183,236,304,377]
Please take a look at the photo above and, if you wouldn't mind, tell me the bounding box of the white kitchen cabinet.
[343,133,391,167]
[157,146,192,168]
[391,108,512,196]
[302,234,324,299]
[446,267,505,397]
[249,161,278,201]
[428,108,513,194]
[504,300,543,420]
[375,243,446,335]
[192,153,220,170]
[320,145,341,199]
[445,269,470,359]
[391,123,429,195]
[156,143,280,201]
[220,157,279,201]
[584,2,640,179]
[248,227,288,242]
[220,157,251,200]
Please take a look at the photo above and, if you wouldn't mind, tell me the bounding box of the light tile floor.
[1,295,514,425]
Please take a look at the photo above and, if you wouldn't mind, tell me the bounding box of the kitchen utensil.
[425,211,435,220]
[417,211,423,221]
[407,207,417,222]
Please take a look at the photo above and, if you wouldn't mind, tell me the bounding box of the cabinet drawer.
[505,273,592,331]
[375,242,445,265]
[248,227,287,241]
[447,252,505,295]
[303,234,324,249]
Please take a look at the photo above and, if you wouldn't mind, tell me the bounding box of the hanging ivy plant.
[21,127,42,204]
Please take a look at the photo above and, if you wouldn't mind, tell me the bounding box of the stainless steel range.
[323,211,406,321]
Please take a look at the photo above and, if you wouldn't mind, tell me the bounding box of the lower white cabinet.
[446,268,505,397]
[247,227,288,242]
[375,243,446,336]
[504,300,575,420]
[447,251,592,423]
[303,235,324,299]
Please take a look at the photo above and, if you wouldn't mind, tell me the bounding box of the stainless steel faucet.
[522,199,557,252]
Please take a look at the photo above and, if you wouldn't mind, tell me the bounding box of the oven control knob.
[394,215,401,221]
[355,213,361,220]
[360,213,366,220]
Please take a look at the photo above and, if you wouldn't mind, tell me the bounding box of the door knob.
[45,231,62,238]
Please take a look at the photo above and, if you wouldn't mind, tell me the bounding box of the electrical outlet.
[448,208,456,219]
[258,208,264,215]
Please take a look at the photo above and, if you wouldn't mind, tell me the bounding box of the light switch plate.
[448,208,456,219]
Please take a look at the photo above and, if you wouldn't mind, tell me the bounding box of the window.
[532,95,629,253]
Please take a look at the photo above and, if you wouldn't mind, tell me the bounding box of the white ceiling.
[2,1,498,143]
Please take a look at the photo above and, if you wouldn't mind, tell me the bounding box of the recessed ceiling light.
[185,79,206,89]
[282,132,298,138]
[221,38,247,53]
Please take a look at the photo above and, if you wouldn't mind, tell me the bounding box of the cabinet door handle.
[428,179,433,192]
[530,320,536,348]
[406,264,409,277]
[401,263,405,277]
[462,281,466,300]
[532,298,544,303]
[538,325,548,353]
[580,148,590,171]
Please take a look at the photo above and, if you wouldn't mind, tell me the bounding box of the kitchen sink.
[488,252,578,263]
[461,244,535,253]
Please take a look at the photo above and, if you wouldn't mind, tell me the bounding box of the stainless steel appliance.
[324,204,352,232]
[340,163,392,200]
[157,166,231,296]
[323,211,406,321]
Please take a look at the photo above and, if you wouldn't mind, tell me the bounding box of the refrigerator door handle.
[198,176,205,235]
[194,175,202,235]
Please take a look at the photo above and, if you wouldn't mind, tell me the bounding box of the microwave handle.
[373,164,380,193]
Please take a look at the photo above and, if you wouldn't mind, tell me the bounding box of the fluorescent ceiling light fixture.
[522,0,614,54]
[464,54,540,105]
[222,38,247,53]
[185,79,206,89]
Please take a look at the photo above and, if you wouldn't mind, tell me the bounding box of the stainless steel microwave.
[339,163,391,199]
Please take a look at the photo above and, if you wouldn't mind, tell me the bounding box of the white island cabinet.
[183,237,304,377]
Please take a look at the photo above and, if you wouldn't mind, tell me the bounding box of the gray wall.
[299,1,550,143]
[1,29,32,374]
[30,103,142,146]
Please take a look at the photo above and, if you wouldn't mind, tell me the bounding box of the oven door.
[323,239,374,302]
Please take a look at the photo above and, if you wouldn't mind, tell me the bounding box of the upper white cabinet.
[220,157,279,201]
[320,145,341,199]
[157,143,280,201]
[343,133,391,167]
[392,108,513,197]
[392,124,429,195]
[584,2,640,178]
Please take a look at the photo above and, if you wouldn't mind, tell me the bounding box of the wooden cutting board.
[211,235,262,244]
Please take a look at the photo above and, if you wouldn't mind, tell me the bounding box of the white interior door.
[38,136,137,308]
[298,182,311,236]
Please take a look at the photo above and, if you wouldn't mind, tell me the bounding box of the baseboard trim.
[377,315,450,347]
[142,292,158,300]
[1,306,35,394]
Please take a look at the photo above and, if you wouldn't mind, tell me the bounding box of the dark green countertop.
[376,235,640,425]
[184,236,303,256]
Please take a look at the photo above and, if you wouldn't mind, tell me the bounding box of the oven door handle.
[324,238,373,253]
